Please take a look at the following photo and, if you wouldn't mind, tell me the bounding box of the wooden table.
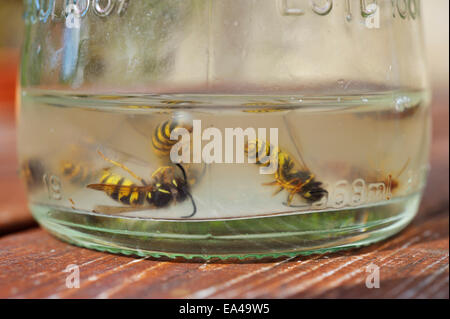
[0,96,448,299]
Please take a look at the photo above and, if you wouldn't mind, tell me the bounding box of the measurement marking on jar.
[278,0,305,16]
[312,178,394,209]
[311,0,333,16]
[276,0,420,21]
[25,0,130,24]
[93,0,115,17]
[345,0,353,21]
[43,173,62,200]
[393,0,419,19]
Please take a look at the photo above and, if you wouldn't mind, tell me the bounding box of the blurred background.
[0,0,22,119]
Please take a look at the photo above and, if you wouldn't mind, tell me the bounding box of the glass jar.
[18,0,431,259]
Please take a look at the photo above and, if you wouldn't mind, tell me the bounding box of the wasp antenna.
[396,157,411,179]
[181,192,197,218]
[175,164,197,218]
[175,163,188,181]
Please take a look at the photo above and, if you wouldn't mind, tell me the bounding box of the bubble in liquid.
[337,79,345,87]
[395,96,411,112]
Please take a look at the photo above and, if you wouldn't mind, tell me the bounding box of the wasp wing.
[92,205,156,215]
[86,183,154,192]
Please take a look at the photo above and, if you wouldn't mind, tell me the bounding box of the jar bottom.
[30,192,421,260]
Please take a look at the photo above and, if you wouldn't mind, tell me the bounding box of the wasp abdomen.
[20,158,45,189]
[60,161,95,185]
[151,119,193,157]
[100,172,146,206]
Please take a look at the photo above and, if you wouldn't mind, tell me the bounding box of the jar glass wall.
[18,0,431,259]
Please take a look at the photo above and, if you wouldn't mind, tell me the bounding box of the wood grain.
[0,97,448,299]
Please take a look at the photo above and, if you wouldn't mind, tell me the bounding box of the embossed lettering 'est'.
[24,0,129,24]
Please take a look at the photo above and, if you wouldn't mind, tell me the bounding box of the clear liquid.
[18,89,431,258]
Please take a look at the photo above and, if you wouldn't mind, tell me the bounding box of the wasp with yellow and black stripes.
[87,150,196,218]
[151,116,193,158]
[59,160,97,185]
[152,113,207,190]
[19,158,45,190]
[245,139,327,206]
[87,112,200,217]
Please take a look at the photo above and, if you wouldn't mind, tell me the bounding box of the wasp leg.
[261,180,284,196]
[286,192,296,206]
[97,150,146,185]
[272,187,284,196]
[262,181,278,186]
[151,166,174,179]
